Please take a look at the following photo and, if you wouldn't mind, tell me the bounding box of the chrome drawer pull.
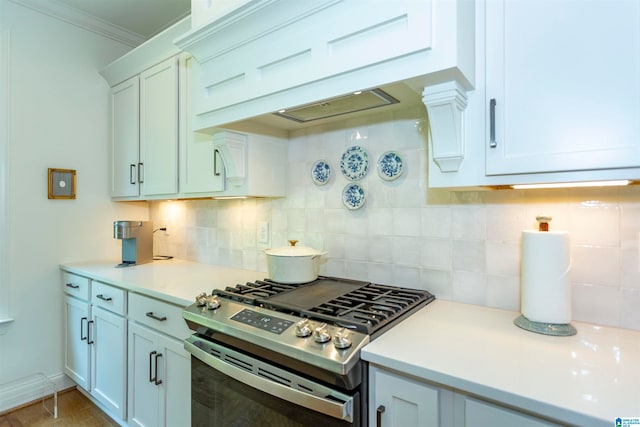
[96,294,112,302]
[66,283,79,289]
[146,312,167,322]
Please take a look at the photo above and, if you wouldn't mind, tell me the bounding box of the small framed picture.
[48,168,76,199]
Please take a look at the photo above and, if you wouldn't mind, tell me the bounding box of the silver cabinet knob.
[313,323,331,343]
[295,318,312,337]
[333,328,352,349]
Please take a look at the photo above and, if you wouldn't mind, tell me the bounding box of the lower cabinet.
[127,293,191,427]
[369,365,562,427]
[91,306,127,419]
[63,270,191,427]
[63,277,127,421]
[128,323,190,427]
[369,365,440,426]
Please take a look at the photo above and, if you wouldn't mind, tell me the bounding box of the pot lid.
[264,240,326,257]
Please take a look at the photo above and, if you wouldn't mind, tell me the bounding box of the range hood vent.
[274,88,399,123]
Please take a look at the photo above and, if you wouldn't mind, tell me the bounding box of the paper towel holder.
[514,215,577,337]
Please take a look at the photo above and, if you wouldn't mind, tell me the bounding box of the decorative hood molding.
[175,0,475,135]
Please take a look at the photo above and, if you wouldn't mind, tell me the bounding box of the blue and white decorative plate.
[340,146,369,181]
[342,183,366,210]
[377,151,404,181]
[311,160,331,185]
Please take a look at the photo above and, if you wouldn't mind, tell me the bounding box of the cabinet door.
[140,57,179,196]
[111,76,140,197]
[485,0,640,175]
[465,397,559,427]
[371,367,439,427]
[91,306,127,420]
[64,296,91,391]
[179,55,225,194]
[160,333,191,427]
[128,322,161,427]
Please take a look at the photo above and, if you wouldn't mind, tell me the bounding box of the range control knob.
[333,328,352,349]
[295,318,312,338]
[196,292,208,306]
[313,323,331,344]
[206,295,221,310]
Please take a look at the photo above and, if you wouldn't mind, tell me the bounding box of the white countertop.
[362,300,640,427]
[61,259,266,306]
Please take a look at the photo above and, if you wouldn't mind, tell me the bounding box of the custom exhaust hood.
[175,0,475,165]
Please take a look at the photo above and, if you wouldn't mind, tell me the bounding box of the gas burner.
[212,276,434,337]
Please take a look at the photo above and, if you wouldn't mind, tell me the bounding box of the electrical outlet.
[257,221,269,244]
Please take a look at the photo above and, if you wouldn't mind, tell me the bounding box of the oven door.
[185,335,359,427]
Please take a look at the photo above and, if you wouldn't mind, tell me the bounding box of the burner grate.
[214,277,434,336]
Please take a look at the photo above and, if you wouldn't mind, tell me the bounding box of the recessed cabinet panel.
[370,366,439,427]
[465,397,560,427]
[179,55,225,194]
[140,57,179,196]
[111,77,140,197]
[485,0,640,176]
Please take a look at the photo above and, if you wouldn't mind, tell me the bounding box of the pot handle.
[311,252,328,259]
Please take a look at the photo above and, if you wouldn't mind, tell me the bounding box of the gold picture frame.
[48,168,76,199]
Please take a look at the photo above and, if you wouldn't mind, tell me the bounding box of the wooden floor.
[0,388,119,427]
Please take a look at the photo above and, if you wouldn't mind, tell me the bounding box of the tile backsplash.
[151,106,640,331]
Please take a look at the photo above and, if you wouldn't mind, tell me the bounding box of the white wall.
[151,105,640,332]
[0,0,147,393]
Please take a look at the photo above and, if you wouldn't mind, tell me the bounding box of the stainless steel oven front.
[186,334,362,426]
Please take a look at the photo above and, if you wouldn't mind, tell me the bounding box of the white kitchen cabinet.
[111,76,140,197]
[110,56,179,200]
[178,54,225,195]
[369,366,440,427]
[63,275,127,421]
[139,57,179,197]
[463,397,560,427]
[127,293,191,427]
[63,294,91,390]
[428,0,640,189]
[484,0,640,177]
[91,305,127,419]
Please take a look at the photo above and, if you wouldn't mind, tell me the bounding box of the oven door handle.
[185,337,354,423]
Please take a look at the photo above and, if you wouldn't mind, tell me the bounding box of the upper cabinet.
[485,0,640,177]
[102,18,286,200]
[175,0,475,133]
[428,0,640,188]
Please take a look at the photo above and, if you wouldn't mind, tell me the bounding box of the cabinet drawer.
[62,272,90,300]
[91,281,126,315]
[128,292,192,340]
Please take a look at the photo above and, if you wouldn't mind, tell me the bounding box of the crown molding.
[9,0,147,47]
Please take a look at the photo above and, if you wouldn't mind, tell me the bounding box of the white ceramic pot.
[264,240,327,284]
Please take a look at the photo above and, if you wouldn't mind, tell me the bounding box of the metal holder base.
[514,315,577,337]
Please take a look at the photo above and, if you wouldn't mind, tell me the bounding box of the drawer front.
[128,292,192,340]
[62,272,90,300]
[91,281,126,315]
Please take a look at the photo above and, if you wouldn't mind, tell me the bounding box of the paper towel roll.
[521,230,571,324]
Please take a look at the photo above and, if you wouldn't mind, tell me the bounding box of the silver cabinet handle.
[138,162,144,183]
[489,98,497,148]
[96,294,112,302]
[66,283,79,289]
[376,405,385,427]
[149,351,156,383]
[130,164,136,184]
[213,149,221,176]
[146,312,167,321]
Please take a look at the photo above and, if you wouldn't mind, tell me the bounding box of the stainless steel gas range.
[183,276,435,426]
